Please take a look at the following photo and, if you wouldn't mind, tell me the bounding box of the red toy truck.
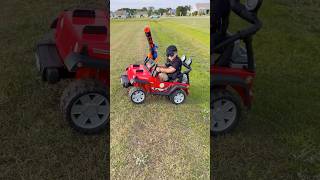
[120,26,192,105]
[36,9,109,134]
[121,57,192,104]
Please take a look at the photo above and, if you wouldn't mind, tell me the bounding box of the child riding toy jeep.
[211,0,263,135]
[36,9,109,134]
[120,26,192,104]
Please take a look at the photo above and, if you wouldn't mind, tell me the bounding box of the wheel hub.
[174,93,184,104]
[83,105,98,118]
[132,91,145,103]
[212,99,237,132]
[71,93,109,129]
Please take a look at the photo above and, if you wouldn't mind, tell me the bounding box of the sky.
[110,0,210,11]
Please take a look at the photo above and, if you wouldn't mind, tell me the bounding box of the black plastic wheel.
[169,89,186,105]
[45,68,60,84]
[211,89,241,135]
[60,79,109,134]
[129,87,146,104]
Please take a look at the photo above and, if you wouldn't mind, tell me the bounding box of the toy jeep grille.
[73,9,95,18]
[83,26,107,35]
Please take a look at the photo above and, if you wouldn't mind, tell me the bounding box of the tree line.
[116,5,192,16]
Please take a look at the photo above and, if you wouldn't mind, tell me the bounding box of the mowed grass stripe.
[160,17,210,32]
[159,19,210,47]
[150,19,210,109]
[110,21,149,174]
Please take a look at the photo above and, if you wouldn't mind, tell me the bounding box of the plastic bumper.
[35,31,63,75]
[120,75,130,88]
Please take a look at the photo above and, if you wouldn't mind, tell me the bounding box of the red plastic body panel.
[211,65,255,107]
[54,9,109,85]
[126,64,189,95]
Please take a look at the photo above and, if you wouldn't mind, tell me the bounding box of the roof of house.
[195,3,210,10]
[115,10,128,16]
[136,11,148,16]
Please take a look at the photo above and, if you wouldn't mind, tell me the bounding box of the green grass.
[110,17,210,179]
[0,1,108,179]
[212,0,320,179]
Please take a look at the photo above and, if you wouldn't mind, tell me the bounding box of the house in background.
[114,10,130,19]
[135,11,148,18]
[195,3,210,15]
[167,8,176,16]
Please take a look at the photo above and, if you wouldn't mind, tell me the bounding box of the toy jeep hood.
[54,9,109,60]
[36,9,109,84]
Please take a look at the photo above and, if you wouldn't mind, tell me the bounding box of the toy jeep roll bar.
[214,0,263,71]
[211,0,263,135]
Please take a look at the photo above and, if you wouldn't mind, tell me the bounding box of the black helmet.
[166,45,177,57]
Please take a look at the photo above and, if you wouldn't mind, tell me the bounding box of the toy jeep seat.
[36,9,109,83]
[178,55,192,84]
[164,55,192,83]
[230,40,249,68]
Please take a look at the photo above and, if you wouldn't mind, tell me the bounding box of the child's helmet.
[166,45,177,57]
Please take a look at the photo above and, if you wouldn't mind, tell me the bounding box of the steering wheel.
[151,64,159,77]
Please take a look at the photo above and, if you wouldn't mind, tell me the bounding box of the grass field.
[212,0,320,179]
[0,1,108,179]
[110,17,210,179]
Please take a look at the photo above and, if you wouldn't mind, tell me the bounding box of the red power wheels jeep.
[36,9,109,134]
[121,56,192,105]
[120,26,192,105]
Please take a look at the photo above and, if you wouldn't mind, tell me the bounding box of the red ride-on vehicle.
[211,0,263,135]
[120,27,192,104]
[121,56,192,104]
[36,9,109,134]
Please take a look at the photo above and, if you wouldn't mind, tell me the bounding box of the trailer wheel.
[211,89,241,135]
[61,80,109,134]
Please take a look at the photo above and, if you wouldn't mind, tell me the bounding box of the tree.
[186,5,191,11]
[176,6,190,16]
[147,6,155,16]
[166,8,173,15]
[158,8,168,16]
[192,11,198,16]
[118,8,135,17]
[176,6,183,16]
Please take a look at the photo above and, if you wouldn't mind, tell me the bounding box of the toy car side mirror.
[245,0,263,13]
[181,55,186,62]
[185,58,192,67]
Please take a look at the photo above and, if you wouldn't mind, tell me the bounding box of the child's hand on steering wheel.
[156,67,161,72]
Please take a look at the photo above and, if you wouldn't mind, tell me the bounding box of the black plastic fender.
[64,52,109,72]
[211,74,251,107]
